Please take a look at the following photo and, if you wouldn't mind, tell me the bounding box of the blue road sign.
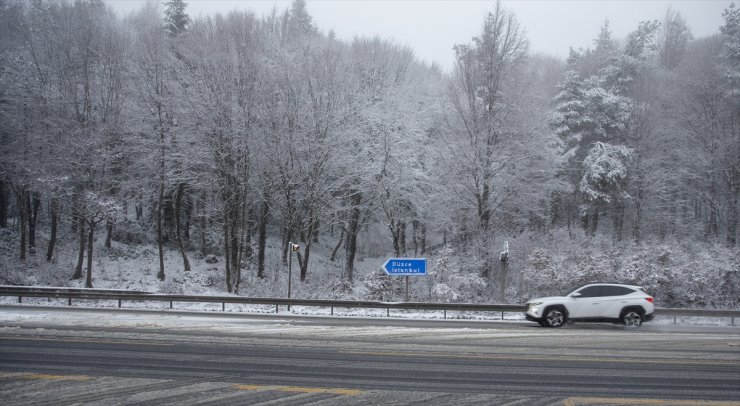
[382,258,427,276]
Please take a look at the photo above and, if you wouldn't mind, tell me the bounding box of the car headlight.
[527,302,543,315]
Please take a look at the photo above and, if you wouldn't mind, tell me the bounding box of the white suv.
[525,283,655,328]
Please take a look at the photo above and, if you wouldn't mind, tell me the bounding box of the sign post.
[287,242,300,310]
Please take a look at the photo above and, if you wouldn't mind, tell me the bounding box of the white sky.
[108,0,731,72]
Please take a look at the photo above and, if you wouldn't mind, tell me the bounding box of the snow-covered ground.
[1,226,738,321]
[1,306,739,337]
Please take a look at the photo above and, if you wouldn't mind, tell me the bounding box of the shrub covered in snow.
[363,269,393,301]
[519,234,739,308]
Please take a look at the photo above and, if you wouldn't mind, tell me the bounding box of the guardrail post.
[275,304,278,313]
[444,310,446,319]
[68,297,71,306]
[18,296,21,304]
[387,307,390,317]
[331,306,334,316]
[118,299,121,308]
[732,317,735,326]
[170,301,173,309]
[502,311,504,320]
[673,316,677,324]
[222,302,225,312]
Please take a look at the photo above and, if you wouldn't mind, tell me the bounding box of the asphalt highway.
[1,306,739,405]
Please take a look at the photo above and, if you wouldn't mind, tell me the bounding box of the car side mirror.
[571,292,582,298]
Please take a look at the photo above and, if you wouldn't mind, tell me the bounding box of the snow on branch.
[579,141,633,203]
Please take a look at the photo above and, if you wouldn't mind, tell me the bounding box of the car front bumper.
[525,314,540,322]
[524,311,543,323]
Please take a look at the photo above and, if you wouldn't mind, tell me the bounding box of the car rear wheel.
[544,307,565,328]
[622,309,644,328]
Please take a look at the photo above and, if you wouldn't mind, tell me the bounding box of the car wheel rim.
[547,310,563,327]
[624,312,642,327]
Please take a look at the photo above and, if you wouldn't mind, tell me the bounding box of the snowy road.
[1,306,740,405]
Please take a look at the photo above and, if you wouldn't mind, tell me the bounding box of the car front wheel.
[544,307,566,328]
[622,310,644,328]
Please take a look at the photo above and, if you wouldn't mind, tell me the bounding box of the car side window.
[601,286,635,296]
[575,286,602,297]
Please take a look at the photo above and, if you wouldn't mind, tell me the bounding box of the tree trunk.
[281,191,294,266]
[200,191,207,258]
[331,227,344,262]
[299,243,310,282]
[105,220,113,248]
[46,198,58,261]
[420,223,426,256]
[412,220,420,256]
[229,205,240,291]
[157,185,165,281]
[257,198,269,278]
[235,221,244,294]
[633,188,643,242]
[184,191,192,240]
[281,225,292,266]
[590,206,599,236]
[235,205,248,294]
[27,192,40,252]
[613,201,625,241]
[175,183,191,272]
[299,215,316,281]
[499,259,508,302]
[17,188,28,261]
[728,189,738,248]
[399,222,407,255]
[85,222,94,288]
[73,217,85,279]
[347,201,365,282]
[391,222,402,257]
[135,192,143,221]
[706,178,719,240]
[245,205,254,247]
[0,179,7,228]
[223,215,232,293]
[157,102,166,279]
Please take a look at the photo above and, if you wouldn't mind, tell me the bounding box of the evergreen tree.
[288,0,316,39]
[579,142,633,204]
[718,2,740,246]
[163,0,190,36]
[720,3,740,88]
[593,20,617,62]
[549,70,591,152]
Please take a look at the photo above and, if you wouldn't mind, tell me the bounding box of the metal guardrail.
[0,286,737,324]
[0,285,523,319]
[654,307,740,325]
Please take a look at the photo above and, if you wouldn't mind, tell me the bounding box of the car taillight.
[645,297,654,303]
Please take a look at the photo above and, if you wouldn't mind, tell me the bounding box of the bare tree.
[444,0,528,275]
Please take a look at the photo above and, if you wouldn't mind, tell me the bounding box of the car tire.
[621,308,644,328]
[544,307,566,328]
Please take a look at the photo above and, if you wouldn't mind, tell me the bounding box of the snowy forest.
[0,0,738,309]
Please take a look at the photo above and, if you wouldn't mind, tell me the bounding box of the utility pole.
[287,242,299,310]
